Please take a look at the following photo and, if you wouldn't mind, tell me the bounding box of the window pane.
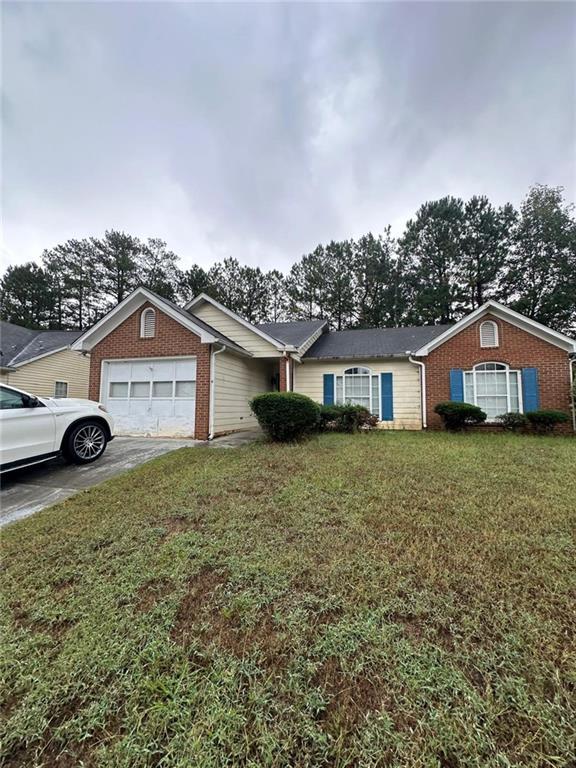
[371,375,379,417]
[152,381,173,398]
[54,381,68,398]
[130,382,150,398]
[109,382,128,398]
[477,395,508,420]
[175,380,195,398]
[335,376,343,405]
[464,372,474,404]
[509,372,520,412]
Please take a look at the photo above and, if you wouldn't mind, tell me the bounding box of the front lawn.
[1,432,575,767]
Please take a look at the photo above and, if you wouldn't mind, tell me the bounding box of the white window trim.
[480,320,499,348]
[335,366,380,415]
[54,380,68,398]
[466,362,523,421]
[140,308,156,338]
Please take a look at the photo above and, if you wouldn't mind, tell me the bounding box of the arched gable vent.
[479,320,498,348]
[140,308,156,338]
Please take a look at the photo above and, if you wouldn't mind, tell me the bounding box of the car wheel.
[65,421,108,464]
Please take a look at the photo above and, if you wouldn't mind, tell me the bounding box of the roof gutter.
[408,355,427,429]
[302,353,410,361]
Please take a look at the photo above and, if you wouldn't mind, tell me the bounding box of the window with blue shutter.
[522,368,540,412]
[450,369,464,402]
[380,372,394,421]
[323,373,335,405]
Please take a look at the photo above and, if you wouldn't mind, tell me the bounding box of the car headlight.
[98,404,109,413]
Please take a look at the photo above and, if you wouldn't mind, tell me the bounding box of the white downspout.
[285,353,291,392]
[570,355,576,433]
[409,355,427,429]
[208,344,226,440]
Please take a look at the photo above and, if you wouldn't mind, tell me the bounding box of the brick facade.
[88,302,212,440]
[422,313,573,431]
[278,356,293,391]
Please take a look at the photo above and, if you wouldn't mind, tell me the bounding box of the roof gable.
[185,294,291,352]
[413,301,576,356]
[71,287,250,355]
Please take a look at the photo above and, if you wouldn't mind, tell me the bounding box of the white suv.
[0,385,115,474]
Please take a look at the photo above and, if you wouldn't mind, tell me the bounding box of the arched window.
[480,320,499,348]
[335,366,380,417]
[140,308,156,338]
[464,362,521,421]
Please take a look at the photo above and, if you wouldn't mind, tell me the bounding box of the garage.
[102,357,197,437]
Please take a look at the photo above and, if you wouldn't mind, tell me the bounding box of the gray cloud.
[2,1,574,272]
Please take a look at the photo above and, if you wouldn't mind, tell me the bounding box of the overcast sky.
[2,1,575,273]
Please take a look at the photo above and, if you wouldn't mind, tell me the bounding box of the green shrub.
[526,409,569,434]
[496,412,529,432]
[250,392,320,442]
[434,401,487,431]
[320,404,378,432]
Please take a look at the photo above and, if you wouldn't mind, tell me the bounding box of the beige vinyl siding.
[213,352,271,434]
[193,303,282,357]
[2,350,90,399]
[294,358,422,430]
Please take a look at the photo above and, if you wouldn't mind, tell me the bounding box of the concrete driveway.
[0,431,262,528]
[0,436,198,528]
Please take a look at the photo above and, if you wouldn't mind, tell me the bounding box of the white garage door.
[102,358,196,437]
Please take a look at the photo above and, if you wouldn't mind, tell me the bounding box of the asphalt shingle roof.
[303,324,452,359]
[1,322,83,367]
[256,319,327,347]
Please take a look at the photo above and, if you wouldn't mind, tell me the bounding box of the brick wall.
[88,302,212,440]
[278,356,293,391]
[422,313,573,431]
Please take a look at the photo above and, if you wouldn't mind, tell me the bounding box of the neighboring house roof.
[304,324,451,359]
[0,321,83,368]
[256,319,327,347]
[71,287,251,356]
[413,300,576,355]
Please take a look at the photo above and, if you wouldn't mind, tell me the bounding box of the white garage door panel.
[103,358,196,437]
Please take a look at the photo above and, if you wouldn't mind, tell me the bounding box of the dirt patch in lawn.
[160,515,203,541]
[135,577,175,612]
[314,657,388,730]
[11,602,74,640]
[170,569,289,665]
[170,567,229,645]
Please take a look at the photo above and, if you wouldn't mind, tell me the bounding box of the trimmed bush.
[250,392,320,442]
[434,401,487,431]
[320,404,378,433]
[526,409,569,434]
[496,412,529,432]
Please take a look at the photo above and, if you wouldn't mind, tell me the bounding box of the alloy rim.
[73,425,105,459]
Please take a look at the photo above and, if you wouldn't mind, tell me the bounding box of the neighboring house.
[71,287,576,439]
[0,321,89,399]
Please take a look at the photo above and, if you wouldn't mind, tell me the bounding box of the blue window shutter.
[380,372,394,421]
[522,368,540,412]
[450,369,464,402]
[323,374,335,405]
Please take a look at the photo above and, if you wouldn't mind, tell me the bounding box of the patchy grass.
[1,431,575,767]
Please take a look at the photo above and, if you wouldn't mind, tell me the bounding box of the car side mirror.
[23,395,40,408]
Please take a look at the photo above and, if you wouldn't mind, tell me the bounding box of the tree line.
[1,184,575,334]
